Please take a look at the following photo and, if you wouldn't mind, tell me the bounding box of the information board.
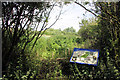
[70,48,99,66]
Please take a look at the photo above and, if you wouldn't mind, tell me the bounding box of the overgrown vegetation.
[2,1,120,80]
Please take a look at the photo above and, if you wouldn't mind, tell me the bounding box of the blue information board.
[70,48,99,66]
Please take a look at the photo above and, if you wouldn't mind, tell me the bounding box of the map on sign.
[70,48,99,66]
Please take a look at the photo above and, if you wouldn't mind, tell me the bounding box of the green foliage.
[44,28,62,35]
[63,27,76,33]
[3,2,120,80]
[78,18,99,49]
[2,2,54,80]
[28,30,79,60]
[77,13,120,79]
[78,18,98,38]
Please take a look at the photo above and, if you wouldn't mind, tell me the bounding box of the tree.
[63,27,76,33]
[78,18,98,42]
[2,2,62,78]
[75,1,120,79]
[95,2,120,70]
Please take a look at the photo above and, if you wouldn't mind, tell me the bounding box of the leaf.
[14,71,20,80]
[86,1,90,4]
[84,72,87,74]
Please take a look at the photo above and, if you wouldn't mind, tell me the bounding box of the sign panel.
[70,48,99,66]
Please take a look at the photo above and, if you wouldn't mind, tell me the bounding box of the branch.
[31,2,58,50]
[75,1,120,25]
[38,6,62,39]
[98,2,120,24]
[74,1,108,20]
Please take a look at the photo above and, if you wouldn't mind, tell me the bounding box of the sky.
[47,2,95,32]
